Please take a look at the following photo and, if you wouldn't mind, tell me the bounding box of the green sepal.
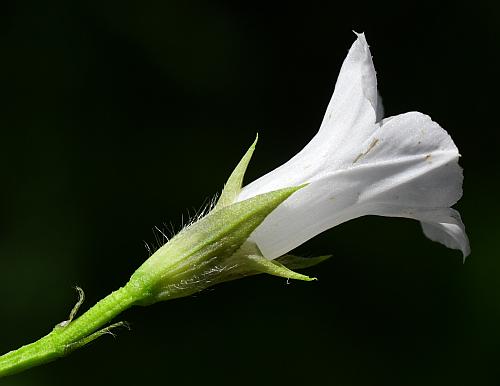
[207,243,327,284]
[245,254,316,281]
[131,184,304,304]
[215,135,258,210]
[275,254,332,270]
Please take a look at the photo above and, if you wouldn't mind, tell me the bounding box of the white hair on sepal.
[144,192,220,254]
[143,240,153,256]
[181,192,221,229]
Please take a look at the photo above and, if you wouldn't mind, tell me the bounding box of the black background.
[1,1,499,385]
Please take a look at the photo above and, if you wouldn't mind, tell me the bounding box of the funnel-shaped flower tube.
[238,33,470,259]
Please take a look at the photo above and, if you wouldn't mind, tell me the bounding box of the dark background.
[1,1,499,385]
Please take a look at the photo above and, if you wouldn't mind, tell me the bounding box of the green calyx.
[131,184,303,304]
[128,136,329,305]
[0,136,332,379]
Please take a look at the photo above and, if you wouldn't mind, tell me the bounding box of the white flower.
[237,33,470,260]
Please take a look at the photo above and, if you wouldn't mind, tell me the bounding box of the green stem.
[0,281,146,378]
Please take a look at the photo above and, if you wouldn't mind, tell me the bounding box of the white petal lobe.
[240,33,380,200]
[238,34,469,260]
[420,209,470,257]
[242,112,467,259]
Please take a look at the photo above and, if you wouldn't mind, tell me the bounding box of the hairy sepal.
[217,244,331,283]
[130,185,303,304]
[275,254,332,270]
[215,135,258,209]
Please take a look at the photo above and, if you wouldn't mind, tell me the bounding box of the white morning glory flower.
[237,33,470,260]
[0,34,472,378]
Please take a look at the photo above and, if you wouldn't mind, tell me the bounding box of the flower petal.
[242,112,468,259]
[317,31,380,138]
[420,209,470,258]
[239,33,380,199]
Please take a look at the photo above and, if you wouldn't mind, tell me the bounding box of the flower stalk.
[0,283,143,377]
